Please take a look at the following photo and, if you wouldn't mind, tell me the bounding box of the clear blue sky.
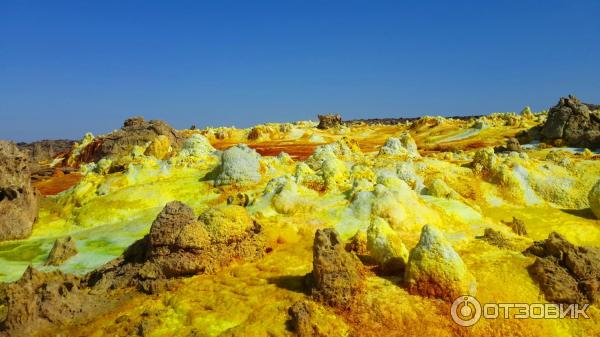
[1,1,599,142]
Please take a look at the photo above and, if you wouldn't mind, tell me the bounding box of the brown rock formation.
[0,266,110,337]
[45,236,78,266]
[317,114,342,129]
[524,232,600,304]
[504,216,527,236]
[541,95,600,148]
[87,201,265,294]
[494,137,523,153]
[0,141,39,241]
[308,228,362,306]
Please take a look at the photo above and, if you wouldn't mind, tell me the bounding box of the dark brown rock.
[494,137,523,153]
[317,114,342,129]
[288,301,319,337]
[541,95,600,148]
[524,232,600,304]
[309,228,362,306]
[0,266,109,337]
[45,236,78,266]
[0,141,39,241]
[226,192,251,207]
[504,217,527,236]
[477,228,515,249]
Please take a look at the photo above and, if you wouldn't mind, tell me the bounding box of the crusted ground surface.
[1,102,600,336]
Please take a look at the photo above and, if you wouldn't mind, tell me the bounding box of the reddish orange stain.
[34,173,83,196]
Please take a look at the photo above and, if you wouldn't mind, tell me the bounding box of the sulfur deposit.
[1,100,600,336]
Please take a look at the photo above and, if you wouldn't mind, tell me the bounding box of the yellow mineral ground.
[1,112,599,337]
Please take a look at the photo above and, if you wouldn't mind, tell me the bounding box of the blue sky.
[1,1,599,142]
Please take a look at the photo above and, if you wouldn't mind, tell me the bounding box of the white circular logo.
[451,295,482,327]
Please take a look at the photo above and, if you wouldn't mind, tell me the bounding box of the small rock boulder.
[504,217,528,236]
[494,137,523,153]
[524,232,600,304]
[309,228,362,306]
[404,225,476,301]
[45,236,78,266]
[0,141,39,241]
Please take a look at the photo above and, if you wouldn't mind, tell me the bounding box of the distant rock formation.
[317,114,342,129]
[76,117,183,164]
[525,232,600,304]
[16,139,76,164]
[0,141,39,241]
[585,103,600,111]
[541,95,600,148]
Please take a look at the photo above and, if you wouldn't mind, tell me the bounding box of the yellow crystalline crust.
[3,113,600,337]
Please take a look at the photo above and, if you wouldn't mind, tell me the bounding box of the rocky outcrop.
[215,144,262,186]
[309,228,362,306]
[540,95,600,148]
[524,232,600,304]
[317,114,342,129]
[76,117,183,164]
[0,267,107,337]
[589,179,600,219]
[87,201,265,293]
[404,225,476,301]
[0,141,39,241]
[45,236,78,266]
